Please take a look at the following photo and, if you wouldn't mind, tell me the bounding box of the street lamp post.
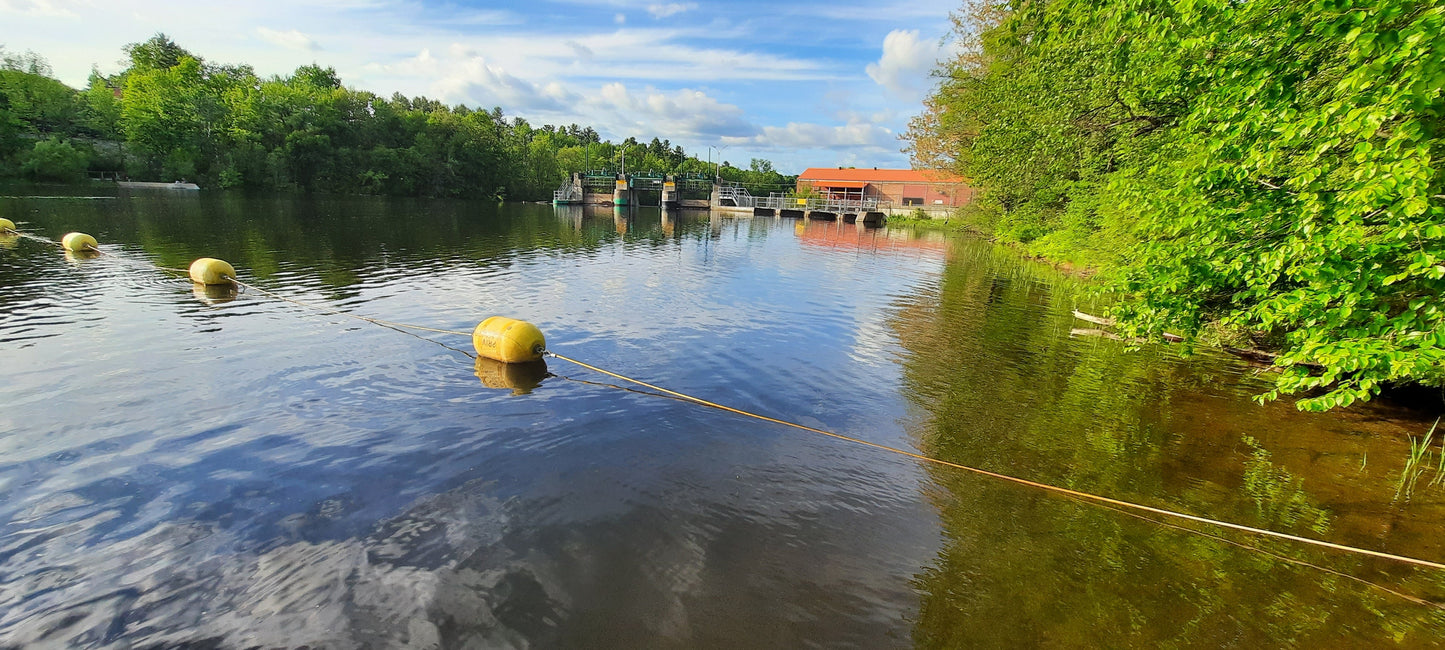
[708,145,730,182]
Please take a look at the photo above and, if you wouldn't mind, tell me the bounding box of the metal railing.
[716,182,754,207]
[745,191,890,213]
[553,183,583,203]
[581,174,617,189]
[676,173,714,192]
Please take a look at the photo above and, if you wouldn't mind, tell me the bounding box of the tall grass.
[1395,418,1442,501]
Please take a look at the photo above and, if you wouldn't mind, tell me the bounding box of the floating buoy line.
[5,221,1445,608]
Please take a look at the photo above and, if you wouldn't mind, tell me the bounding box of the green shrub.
[20,137,88,181]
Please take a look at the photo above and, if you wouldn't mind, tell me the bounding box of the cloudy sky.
[1,0,960,173]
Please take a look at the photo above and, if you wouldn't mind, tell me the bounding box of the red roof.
[815,180,868,189]
[798,168,966,184]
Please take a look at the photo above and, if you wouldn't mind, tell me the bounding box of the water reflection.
[0,194,944,647]
[892,238,1445,646]
[2,191,1444,646]
[795,218,953,260]
[192,282,238,305]
[63,249,100,264]
[475,357,550,395]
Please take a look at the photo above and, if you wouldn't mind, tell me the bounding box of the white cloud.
[357,39,825,143]
[438,9,522,26]
[564,40,593,62]
[646,2,696,18]
[586,82,757,139]
[0,0,925,173]
[728,120,895,151]
[256,27,320,52]
[433,52,579,113]
[0,0,81,17]
[865,29,949,100]
[364,48,439,76]
[614,12,626,24]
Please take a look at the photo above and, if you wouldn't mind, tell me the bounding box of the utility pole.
[708,145,729,183]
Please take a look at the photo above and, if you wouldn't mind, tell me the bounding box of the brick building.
[796,168,974,207]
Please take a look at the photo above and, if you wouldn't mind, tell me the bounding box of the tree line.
[0,35,795,199]
[907,0,1444,410]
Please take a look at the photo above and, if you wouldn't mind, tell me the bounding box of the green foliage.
[81,70,122,138]
[911,0,1445,409]
[122,33,195,72]
[0,65,82,135]
[120,56,207,176]
[0,38,784,201]
[20,137,89,181]
[890,234,1445,646]
[0,101,21,160]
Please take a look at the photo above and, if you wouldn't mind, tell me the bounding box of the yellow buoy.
[61,232,97,252]
[475,357,549,394]
[189,258,236,285]
[0,218,15,232]
[472,316,546,363]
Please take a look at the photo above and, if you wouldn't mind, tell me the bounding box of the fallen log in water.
[1071,310,1115,326]
[1070,311,1301,366]
[1069,328,1123,341]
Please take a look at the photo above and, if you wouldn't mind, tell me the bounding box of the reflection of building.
[796,168,974,207]
[793,219,953,259]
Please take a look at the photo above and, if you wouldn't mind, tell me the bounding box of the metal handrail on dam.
[551,174,891,222]
[718,184,889,215]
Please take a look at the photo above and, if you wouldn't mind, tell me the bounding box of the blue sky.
[1,0,961,173]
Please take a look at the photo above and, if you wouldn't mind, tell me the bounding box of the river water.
[1,191,1443,647]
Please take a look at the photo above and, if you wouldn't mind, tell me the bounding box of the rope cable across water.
[539,351,1445,573]
[217,273,1445,577]
[20,230,1443,594]
[232,277,1445,575]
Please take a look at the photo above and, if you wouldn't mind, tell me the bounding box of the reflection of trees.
[890,238,1445,647]
[4,196,726,292]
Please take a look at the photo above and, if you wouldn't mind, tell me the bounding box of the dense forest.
[0,35,794,199]
[907,0,1444,410]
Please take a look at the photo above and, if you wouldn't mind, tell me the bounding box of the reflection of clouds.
[0,212,952,646]
[847,312,896,368]
[0,480,540,648]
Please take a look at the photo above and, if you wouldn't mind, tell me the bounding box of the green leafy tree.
[0,37,735,199]
[0,66,82,135]
[1101,0,1445,411]
[20,137,88,180]
[908,0,1445,410]
[121,56,208,179]
[123,33,194,72]
[81,70,122,138]
[0,94,22,161]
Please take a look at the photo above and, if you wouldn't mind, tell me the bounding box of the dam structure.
[712,183,890,224]
[553,172,713,208]
[554,174,895,224]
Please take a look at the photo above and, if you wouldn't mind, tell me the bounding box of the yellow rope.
[542,351,1445,572]
[13,232,61,246]
[229,278,474,337]
[1093,500,1445,609]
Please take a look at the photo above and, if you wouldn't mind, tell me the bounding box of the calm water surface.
[1,191,1444,647]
